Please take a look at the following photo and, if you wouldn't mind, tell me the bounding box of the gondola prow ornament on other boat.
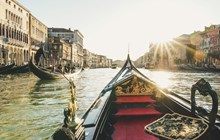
[52,78,85,140]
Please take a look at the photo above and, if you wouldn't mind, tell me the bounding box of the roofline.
[12,0,30,12]
[48,27,74,33]
[30,13,48,28]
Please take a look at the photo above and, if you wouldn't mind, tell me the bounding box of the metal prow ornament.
[64,78,80,128]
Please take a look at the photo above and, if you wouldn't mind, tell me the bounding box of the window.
[5,10,8,19]
[0,23,2,36]
[14,5,16,8]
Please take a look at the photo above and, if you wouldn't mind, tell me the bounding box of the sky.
[18,0,220,61]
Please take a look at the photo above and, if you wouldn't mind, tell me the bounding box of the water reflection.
[0,68,220,139]
[141,69,220,114]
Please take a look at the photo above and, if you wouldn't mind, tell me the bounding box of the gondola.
[29,57,83,80]
[29,57,62,80]
[1,64,29,74]
[53,54,220,140]
[0,63,15,74]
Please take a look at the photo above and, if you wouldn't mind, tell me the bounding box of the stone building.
[48,28,83,66]
[0,0,30,65]
[48,37,72,66]
[83,48,92,68]
[73,30,84,67]
[29,14,48,65]
[196,25,220,66]
[147,34,191,69]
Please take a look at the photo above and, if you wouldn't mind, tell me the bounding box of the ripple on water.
[0,69,220,139]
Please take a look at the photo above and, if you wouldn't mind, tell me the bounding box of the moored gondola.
[0,63,15,74]
[53,54,220,140]
[1,64,29,74]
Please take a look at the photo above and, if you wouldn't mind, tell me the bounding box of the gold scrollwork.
[115,76,154,96]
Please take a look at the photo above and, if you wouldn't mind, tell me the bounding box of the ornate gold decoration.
[145,113,208,140]
[64,78,80,128]
[115,76,154,96]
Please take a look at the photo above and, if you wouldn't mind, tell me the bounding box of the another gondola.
[29,57,83,80]
[29,57,62,80]
[1,64,29,74]
[0,63,15,74]
[53,54,220,140]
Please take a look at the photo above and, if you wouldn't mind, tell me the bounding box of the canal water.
[0,68,220,140]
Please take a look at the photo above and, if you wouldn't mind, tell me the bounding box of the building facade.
[73,30,84,66]
[196,25,220,66]
[0,0,30,65]
[29,14,48,65]
[48,37,72,66]
[48,28,80,66]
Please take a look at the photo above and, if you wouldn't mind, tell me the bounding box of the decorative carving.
[115,76,154,96]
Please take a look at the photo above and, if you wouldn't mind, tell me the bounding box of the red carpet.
[112,116,160,140]
[115,96,156,104]
[114,107,161,117]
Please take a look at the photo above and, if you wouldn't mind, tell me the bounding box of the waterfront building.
[90,52,97,68]
[147,34,192,69]
[148,43,170,68]
[95,54,101,68]
[72,42,77,66]
[48,37,72,66]
[0,0,30,65]
[83,48,92,68]
[190,31,206,66]
[172,34,189,64]
[190,25,220,67]
[134,52,150,68]
[106,58,112,68]
[196,25,220,66]
[73,30,84,67]
[29,14,48,66]
[94,54,109,68]
[48,28,83,66]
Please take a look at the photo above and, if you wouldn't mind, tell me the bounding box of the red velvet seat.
[115,96,156,104]
[114,107,161,117]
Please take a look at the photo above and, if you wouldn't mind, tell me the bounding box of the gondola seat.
[115,95,156,104]
[112,94,163,140]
